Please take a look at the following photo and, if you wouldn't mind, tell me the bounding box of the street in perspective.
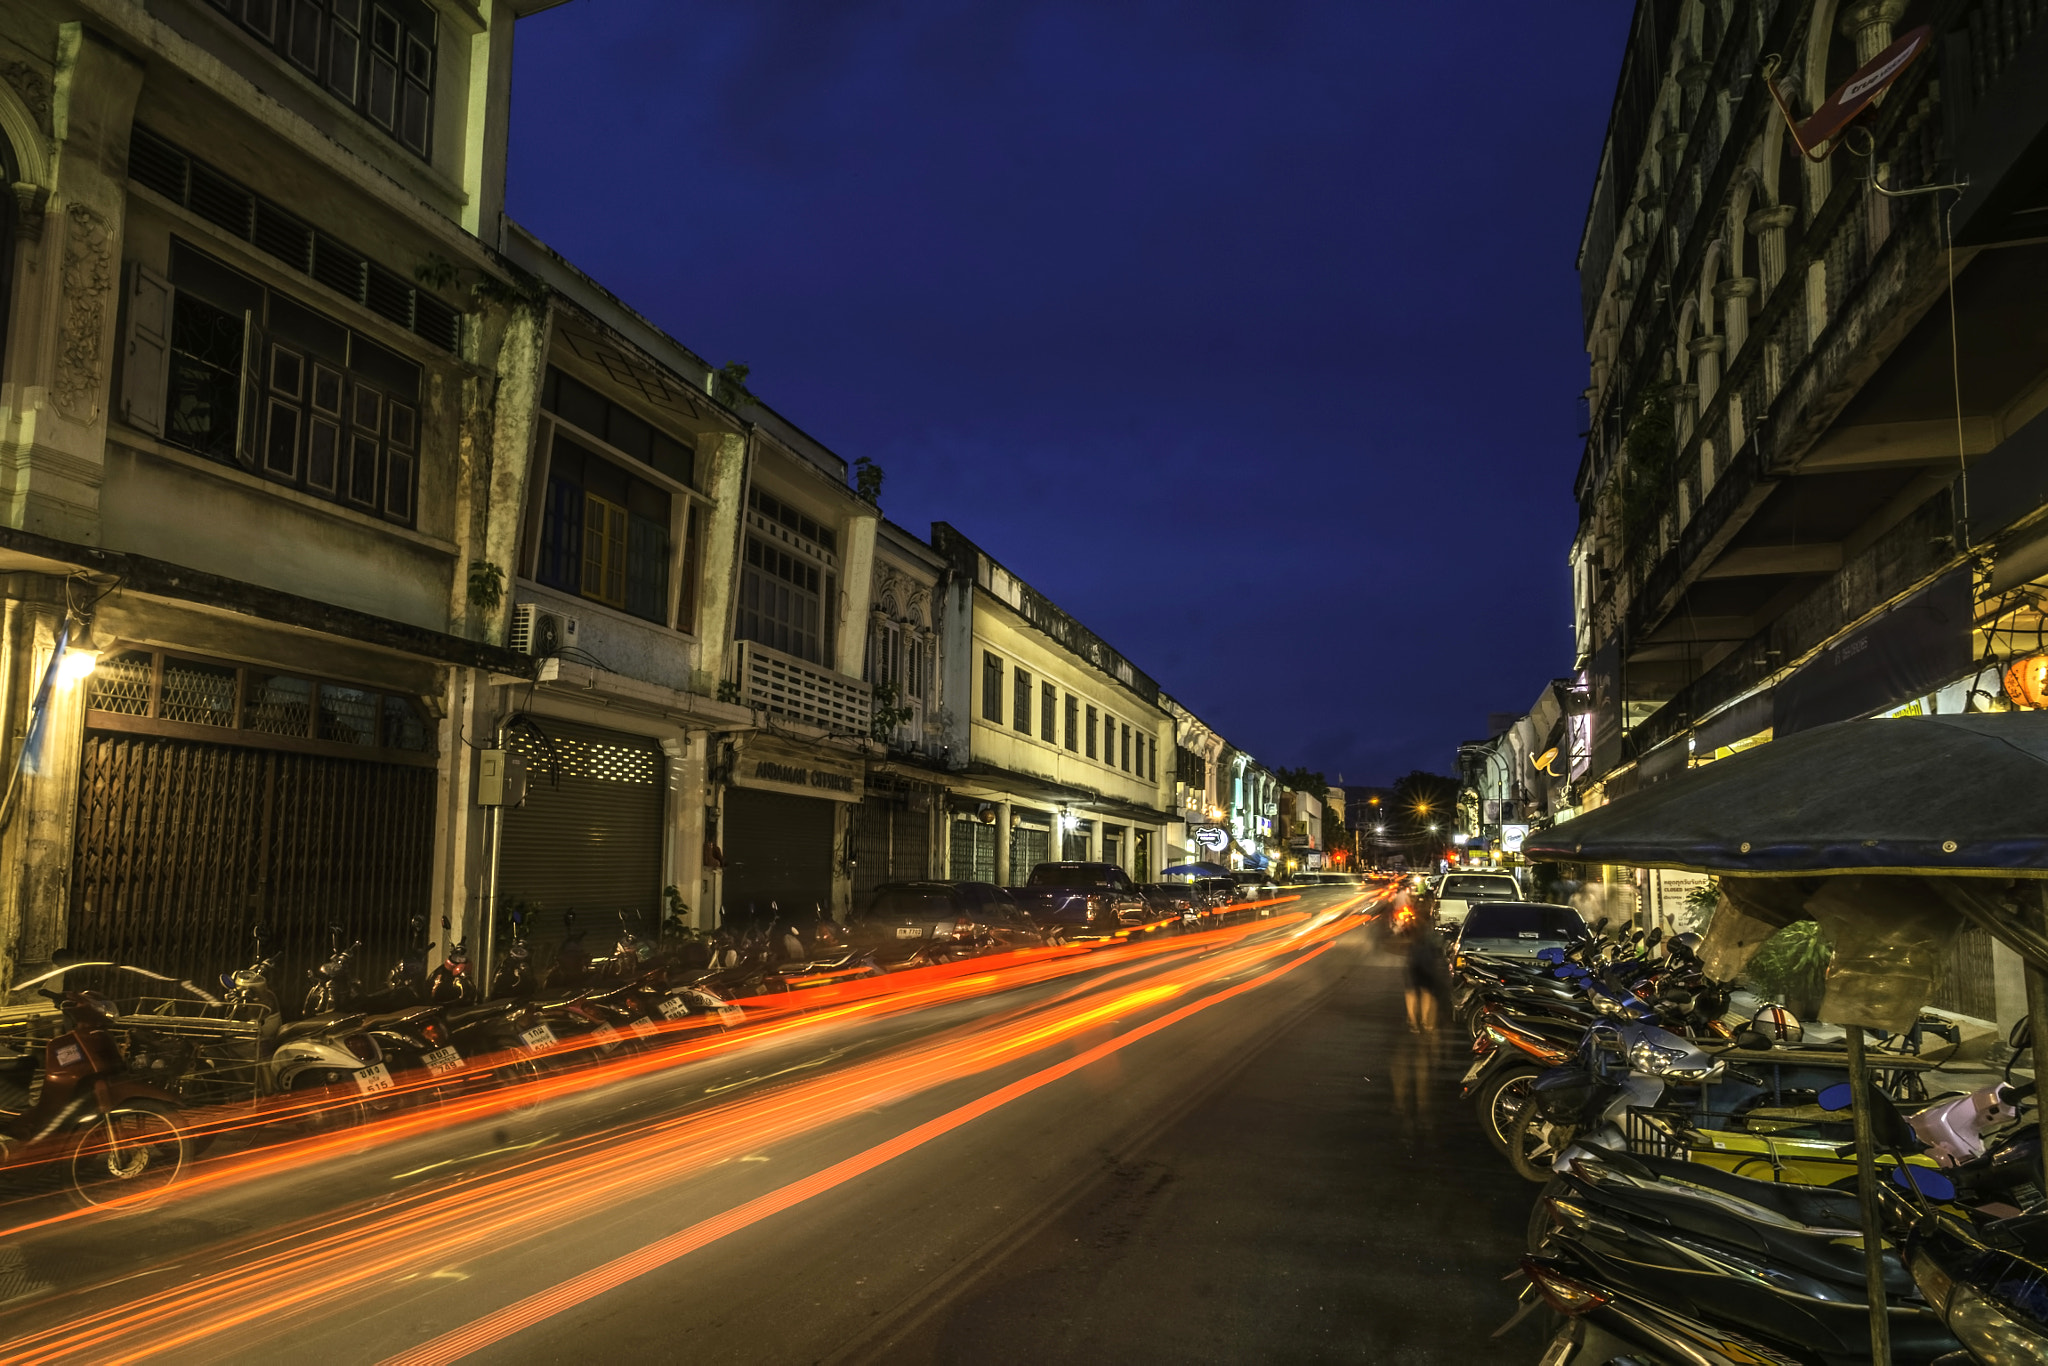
[2,2,2048,1363]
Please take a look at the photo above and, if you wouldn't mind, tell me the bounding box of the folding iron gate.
[69,732,435,989]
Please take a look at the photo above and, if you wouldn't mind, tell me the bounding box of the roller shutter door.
[499,718,665,953]
[722,787,834,920]
[890,802,931,881]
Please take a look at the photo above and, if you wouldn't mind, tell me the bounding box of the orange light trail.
[0,898,1361,1365]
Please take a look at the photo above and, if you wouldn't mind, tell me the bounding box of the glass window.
[1085,705,1097,759]
[164,240,420,524]
[1013,668,1032,735]
[1064,695,1078,751]
[1041,682,1056,741]
[737,535,824,662]
[159,657,238,726]
[216,0,436,161]
[536,433,672,624]
[244,673,312,736]
[1121,723,1131,772]
[318,683,378,746]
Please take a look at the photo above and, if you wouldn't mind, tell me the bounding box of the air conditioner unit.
[508,602,578,657]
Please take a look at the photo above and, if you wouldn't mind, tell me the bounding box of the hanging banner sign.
[1193,825,1230,852]
[1769,26,1930,160]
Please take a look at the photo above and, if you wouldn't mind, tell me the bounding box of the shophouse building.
[930,524,1173,886]
[850,519,950,897]
[1567,0,2048,1026]
[0,0,592,992]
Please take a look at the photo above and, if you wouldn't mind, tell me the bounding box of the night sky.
[507,2,1631,785]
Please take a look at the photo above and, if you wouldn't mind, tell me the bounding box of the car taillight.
[343,1033,380,1063]
[1521,1258,1607,1316]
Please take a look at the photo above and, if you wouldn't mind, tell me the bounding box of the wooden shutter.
[234,311,260,470]
[121,265,173,435]
[582,494,628,608]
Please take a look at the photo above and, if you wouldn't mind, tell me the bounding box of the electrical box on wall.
[478,749,508,806]
[477,750,529,807]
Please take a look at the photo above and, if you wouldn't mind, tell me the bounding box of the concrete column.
[1840,0,1908,62]
[1690,334,1725,407]
[1747,205,1797,299]
[0,595,86,993]
[1714,277,1757,360]
[693,432,748,687]
[4,26,144,541]
[830,801,852,919]
[837,515,877,679]
[995,799,1011,884]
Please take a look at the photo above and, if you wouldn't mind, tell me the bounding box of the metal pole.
[1845,1026,1893,1365]
[2025,962,2048,1200]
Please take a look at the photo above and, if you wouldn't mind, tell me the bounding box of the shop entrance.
[722,787,835,921]
[499,717,666,954]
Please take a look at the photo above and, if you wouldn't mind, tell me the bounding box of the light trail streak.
[0,901,1360,1365]
[0,907,1307,1238]
[385,933,1346,1366]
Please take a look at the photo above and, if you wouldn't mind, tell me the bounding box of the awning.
[1770,568,1973,736]
[1524,711,2048,877]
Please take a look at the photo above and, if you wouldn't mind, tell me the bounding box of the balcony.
[735,640,871,735]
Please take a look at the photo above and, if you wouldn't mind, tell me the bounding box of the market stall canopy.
[1160,862,1229,878]
[1524,712,2048,877]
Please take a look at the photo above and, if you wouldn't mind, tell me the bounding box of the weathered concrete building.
[1568,0,2048,1025]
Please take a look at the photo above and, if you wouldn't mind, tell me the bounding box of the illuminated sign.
[1193,825,1230,852]
[1500,823,1530,854]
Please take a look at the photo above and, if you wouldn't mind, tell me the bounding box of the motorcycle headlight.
[1628,1040,1690,1075]
[1948,1286,2048,1364]
[933,920,957,941]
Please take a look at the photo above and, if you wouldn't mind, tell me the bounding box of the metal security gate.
[721,787,834,921]
[1931,924,1997,1022]
[69,732,434,990]
[499,718,666,956]
[950,818,995,883]
[1009,817,1049,885]
[850,791,933,894]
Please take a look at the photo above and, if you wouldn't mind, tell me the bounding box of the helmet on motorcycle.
[1750,1003,1803,1045]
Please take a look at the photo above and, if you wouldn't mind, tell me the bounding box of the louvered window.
[128,127,459,354]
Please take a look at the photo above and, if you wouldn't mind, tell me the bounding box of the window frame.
[1064,695,1079,752]
[982,652,1004,724]
[1041,682,1056,742]
[1013,667,1032,736]
[204,0,439,163]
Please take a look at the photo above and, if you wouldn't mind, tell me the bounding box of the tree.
[1391,770,1460,840]
[1271,766,1327,797]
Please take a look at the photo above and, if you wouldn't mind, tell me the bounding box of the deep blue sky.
[507,2,1630,785]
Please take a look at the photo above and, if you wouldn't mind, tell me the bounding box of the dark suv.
[847,882,1043,961]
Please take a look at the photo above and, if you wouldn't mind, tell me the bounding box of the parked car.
[1230,870,1279,903]
[846,882,1042,962]
[1138,883,1200,931]
[1425,871,1523,935]
[1010,862,1151,938]
[1451,900,1588,963]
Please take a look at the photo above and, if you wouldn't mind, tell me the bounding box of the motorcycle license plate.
[629,1017,659,1038]
[896,927,925,938]
[352,1063,396,1094]
[658,996,689,1020]
[1460,1057,1490,1086]
[718,1005,744,1025]
[590,1023,622,1050]
[519,1024,559,1052]
[422,1045,463,1076]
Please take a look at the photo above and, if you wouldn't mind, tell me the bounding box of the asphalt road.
[1,888,1550,1365]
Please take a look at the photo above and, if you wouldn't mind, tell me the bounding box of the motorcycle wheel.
[1506,1105,1574,1183]
[1473,1067,1541,1157]
[66,1101,189,1209]
[285,1071,371,1132]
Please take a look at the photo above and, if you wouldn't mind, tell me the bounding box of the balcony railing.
[734,640,871,735]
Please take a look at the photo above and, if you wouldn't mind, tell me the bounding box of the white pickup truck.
[1426,871,1524,933]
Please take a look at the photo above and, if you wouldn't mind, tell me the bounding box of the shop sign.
[731,739,864,802]
[1193,825,1230,852]
[1500,823,1530,854]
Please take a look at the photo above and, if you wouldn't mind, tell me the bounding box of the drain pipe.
[478,707,509,1000]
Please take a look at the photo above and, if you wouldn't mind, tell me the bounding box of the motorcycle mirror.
[1818,1082,1853,1111]
[1646,927,1664,946]
[2011,1017,2032,1052]
[51,945,76,966]
[1890,1166,1957,1203]
[1733,1027,1774,1050]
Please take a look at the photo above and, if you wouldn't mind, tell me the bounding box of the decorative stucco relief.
[53,201,113,425]
[0,59,52,132]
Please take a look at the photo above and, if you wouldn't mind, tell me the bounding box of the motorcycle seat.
[442,1002,515,1029]
[275,1013,368,1044]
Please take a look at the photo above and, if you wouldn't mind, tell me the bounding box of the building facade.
[1561,0,2048,1025]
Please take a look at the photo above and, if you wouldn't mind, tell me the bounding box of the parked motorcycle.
[0,963,191,1207]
